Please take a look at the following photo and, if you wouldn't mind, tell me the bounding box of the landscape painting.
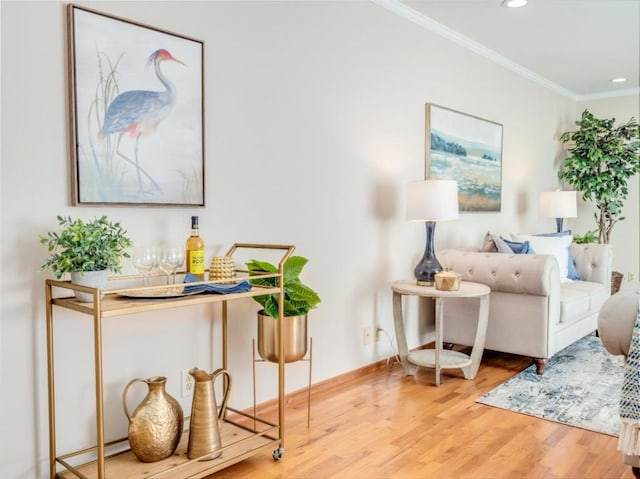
[68,5,204,206]
[426,104,503,212]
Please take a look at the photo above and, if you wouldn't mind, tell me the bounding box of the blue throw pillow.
[535,230,581,280]
[501,237,535,255]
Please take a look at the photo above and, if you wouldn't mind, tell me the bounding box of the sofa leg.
[534,358,547,375]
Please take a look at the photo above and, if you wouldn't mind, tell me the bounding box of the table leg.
[435,297,443,386]
[392,291,416,376]
[461,294,490,380]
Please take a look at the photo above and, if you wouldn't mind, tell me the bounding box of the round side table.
[392,280,490,386]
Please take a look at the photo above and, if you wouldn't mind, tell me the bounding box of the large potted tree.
[39,215,133,302]
[559,109,639,244]
[246,256,321,363]
[559,110,639,294]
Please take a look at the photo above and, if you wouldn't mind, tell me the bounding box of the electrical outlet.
[181,368,195,397]
[629,272,635,282]
[376,327,383,342]
[363,327,373,345]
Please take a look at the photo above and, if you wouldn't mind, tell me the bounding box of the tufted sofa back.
[438,250,558,296]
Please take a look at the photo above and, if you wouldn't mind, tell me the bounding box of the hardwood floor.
[207,351,633,479]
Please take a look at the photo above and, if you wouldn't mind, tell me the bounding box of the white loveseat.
[437,243,613,374]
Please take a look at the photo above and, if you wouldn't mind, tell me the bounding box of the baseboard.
[247,345,433,415]
[248,356,395,416]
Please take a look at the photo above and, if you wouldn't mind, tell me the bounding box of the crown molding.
[576,88,640,102]
[370,0,586,100]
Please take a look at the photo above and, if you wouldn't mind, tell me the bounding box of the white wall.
[574,95,640,281]
[0,1,583,477]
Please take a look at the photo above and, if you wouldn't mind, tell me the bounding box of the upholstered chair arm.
[598,287,640,357]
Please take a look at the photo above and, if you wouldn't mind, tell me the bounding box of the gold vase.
[257,311,308,363]
[122,376,184,463]
[187,368,232,460]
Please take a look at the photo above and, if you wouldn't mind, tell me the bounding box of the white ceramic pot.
[70,270,107,302]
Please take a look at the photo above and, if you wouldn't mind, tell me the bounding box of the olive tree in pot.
[559,110,639,294]
[247,256,321,363]
[39,216,133,302]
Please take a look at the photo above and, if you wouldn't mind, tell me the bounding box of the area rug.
[476,333,625,436]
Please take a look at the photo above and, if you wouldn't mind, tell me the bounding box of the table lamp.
[406,180,459,286]
[539,190,577,232]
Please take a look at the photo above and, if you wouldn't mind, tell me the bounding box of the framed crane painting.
[425,103,503,212]
[68,5,205,206]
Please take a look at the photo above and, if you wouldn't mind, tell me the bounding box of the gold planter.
[257,311,307,363]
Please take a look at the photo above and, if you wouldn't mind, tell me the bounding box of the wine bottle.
[186,216,205,280]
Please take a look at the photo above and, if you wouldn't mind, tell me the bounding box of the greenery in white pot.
[559,109,639,244]
[39,215,133,279]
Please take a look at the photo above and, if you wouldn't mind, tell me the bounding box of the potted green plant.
[39,215,133,302]
[559,109,639,245]
[246,256,321,363]
[572,229,599,245]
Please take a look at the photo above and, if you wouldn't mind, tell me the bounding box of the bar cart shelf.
[46,243,295,479]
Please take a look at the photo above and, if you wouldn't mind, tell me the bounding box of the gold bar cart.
[45,243,294,479]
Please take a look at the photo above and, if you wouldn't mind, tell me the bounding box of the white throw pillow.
[511,233,573,281]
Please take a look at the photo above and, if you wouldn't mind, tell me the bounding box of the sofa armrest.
[571,243,613,286]
[438,250,559,296]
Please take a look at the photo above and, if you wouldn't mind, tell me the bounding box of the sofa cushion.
[512,233,573,282]
[535,230,581,280]
[559,281,609,324]
[501,237,534,254]
[480,232,513,253]
[480,232,498,252]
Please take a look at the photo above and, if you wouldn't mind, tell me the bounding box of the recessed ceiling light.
[609,77,627,83]
[502,0,528,7]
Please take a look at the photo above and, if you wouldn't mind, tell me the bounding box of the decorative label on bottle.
[186,216,205,279]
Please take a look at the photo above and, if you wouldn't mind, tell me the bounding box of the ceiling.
[384,0,640,100]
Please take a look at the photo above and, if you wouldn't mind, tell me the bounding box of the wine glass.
[132,246,158,286]
[159,245,185,284]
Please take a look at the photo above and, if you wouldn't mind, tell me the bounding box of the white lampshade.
[539,190,577,218]
[406,180,459,222]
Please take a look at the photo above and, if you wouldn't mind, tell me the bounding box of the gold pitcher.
[122,376,184,463]
[187,367,232,460]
